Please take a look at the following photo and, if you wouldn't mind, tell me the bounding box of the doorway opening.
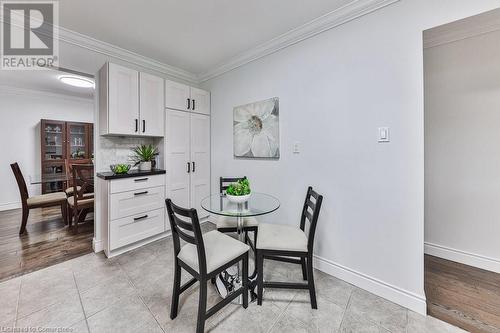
[0,67,95,282]
[424,8,500,332]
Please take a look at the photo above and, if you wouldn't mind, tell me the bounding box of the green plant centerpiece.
[130,144,159,171]
[226,178,252,204]
[110,164,131,174]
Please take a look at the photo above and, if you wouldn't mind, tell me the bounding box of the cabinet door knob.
[187,98,191,110]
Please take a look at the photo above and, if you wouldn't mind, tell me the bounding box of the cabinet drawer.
[109,209,165,251]
[110,174,165,194]
[110,186,164,220]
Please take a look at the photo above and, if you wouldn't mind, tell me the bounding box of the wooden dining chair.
[256,186,323,309]
[63,159,87,225]
[10,162,67,234]
[216,177,259,250]
[166,199,250,333]
[68,164,94,233]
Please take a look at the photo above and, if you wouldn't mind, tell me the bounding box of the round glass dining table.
[200,192,280,302]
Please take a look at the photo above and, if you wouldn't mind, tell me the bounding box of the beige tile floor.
[0,223,466,333]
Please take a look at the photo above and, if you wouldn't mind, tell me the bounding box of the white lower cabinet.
[110,186,164,220]
[109,209,165,251]
[99,173,168,257]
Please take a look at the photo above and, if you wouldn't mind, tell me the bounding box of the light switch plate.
[378,127,390,142]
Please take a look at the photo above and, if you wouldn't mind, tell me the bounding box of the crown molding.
[57,27,199,84]
[0,14,199,84]
[197,0,400,82]
[424,8,500,49]
[0,84,94,103]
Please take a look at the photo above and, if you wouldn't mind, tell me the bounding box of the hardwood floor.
[0,206,93,282]
[425,254,500,333]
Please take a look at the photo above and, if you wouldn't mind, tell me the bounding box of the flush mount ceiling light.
[59,75,95,88]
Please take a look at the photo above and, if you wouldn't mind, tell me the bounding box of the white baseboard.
[313,255,427,315]
[93,238,103,253]
[0,202,21,211]
[424,242,500,274]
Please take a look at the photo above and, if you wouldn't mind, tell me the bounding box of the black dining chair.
[166,199,250,333]
[216,177,259,250]
[256,186,323,309]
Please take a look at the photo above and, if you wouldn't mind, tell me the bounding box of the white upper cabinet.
[190,87,210,115]
[106,63,139,136]
[165,79,210,115]
[164,80,190,112]
[99,62,164,137]
[139,72,164,136]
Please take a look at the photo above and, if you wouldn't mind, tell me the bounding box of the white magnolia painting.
[233,97,279,159]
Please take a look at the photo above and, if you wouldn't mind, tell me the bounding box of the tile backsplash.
[97,136,162,172]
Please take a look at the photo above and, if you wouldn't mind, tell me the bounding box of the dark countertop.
[97,168,166,180]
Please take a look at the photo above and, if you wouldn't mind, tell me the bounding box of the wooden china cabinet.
[40,119,94,194]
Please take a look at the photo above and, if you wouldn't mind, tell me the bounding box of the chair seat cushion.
[257,223,308,252]
[178,230,250,274]
[67,193,94,207]
[27,192,67,207]
[215,215,259,229]
[64,186,82,195]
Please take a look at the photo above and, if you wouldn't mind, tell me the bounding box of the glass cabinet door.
[41,162,65,193]
[67,122,88,160]
[42,120,65,161]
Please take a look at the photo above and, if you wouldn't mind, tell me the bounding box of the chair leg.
[257,250,264,306]
[254,229,257,249]
[301,257,308,281]
[306,254,317,309]
[73,207,78,234]
[170,259,181,319]
[60,203,67,225]
[196,279,207,333]
[19,207,29,235]
[242,252,248,308]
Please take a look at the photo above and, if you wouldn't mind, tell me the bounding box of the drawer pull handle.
[133,215,148,221]
[134,178,149,182]
[134,191,148,196]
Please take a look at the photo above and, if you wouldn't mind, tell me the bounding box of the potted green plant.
[226,178,251,203]
[131,144,159,171]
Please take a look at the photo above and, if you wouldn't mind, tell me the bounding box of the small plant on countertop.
[130,144,159,166]
[226,178,251,196]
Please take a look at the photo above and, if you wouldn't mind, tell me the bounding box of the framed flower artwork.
[233,97,280,159]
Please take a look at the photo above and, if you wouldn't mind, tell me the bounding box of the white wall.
[424,30,500,273]
[0,87,93,210]
[202,0,500,314]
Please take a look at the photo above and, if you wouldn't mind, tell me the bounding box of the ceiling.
[59,0,355,75]
[0,69,94,99]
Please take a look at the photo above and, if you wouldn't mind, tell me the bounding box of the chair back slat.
[306,199,316,211]
[72,164,94,201]
[177,227,197,243]
[173,214,194,232]
[299,187,323,252]
[10,163,29,205]
[304,210,313,223]
[165,199,208,275]
[219,176,246,194]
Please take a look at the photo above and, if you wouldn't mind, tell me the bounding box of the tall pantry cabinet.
[164,80,210,217]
